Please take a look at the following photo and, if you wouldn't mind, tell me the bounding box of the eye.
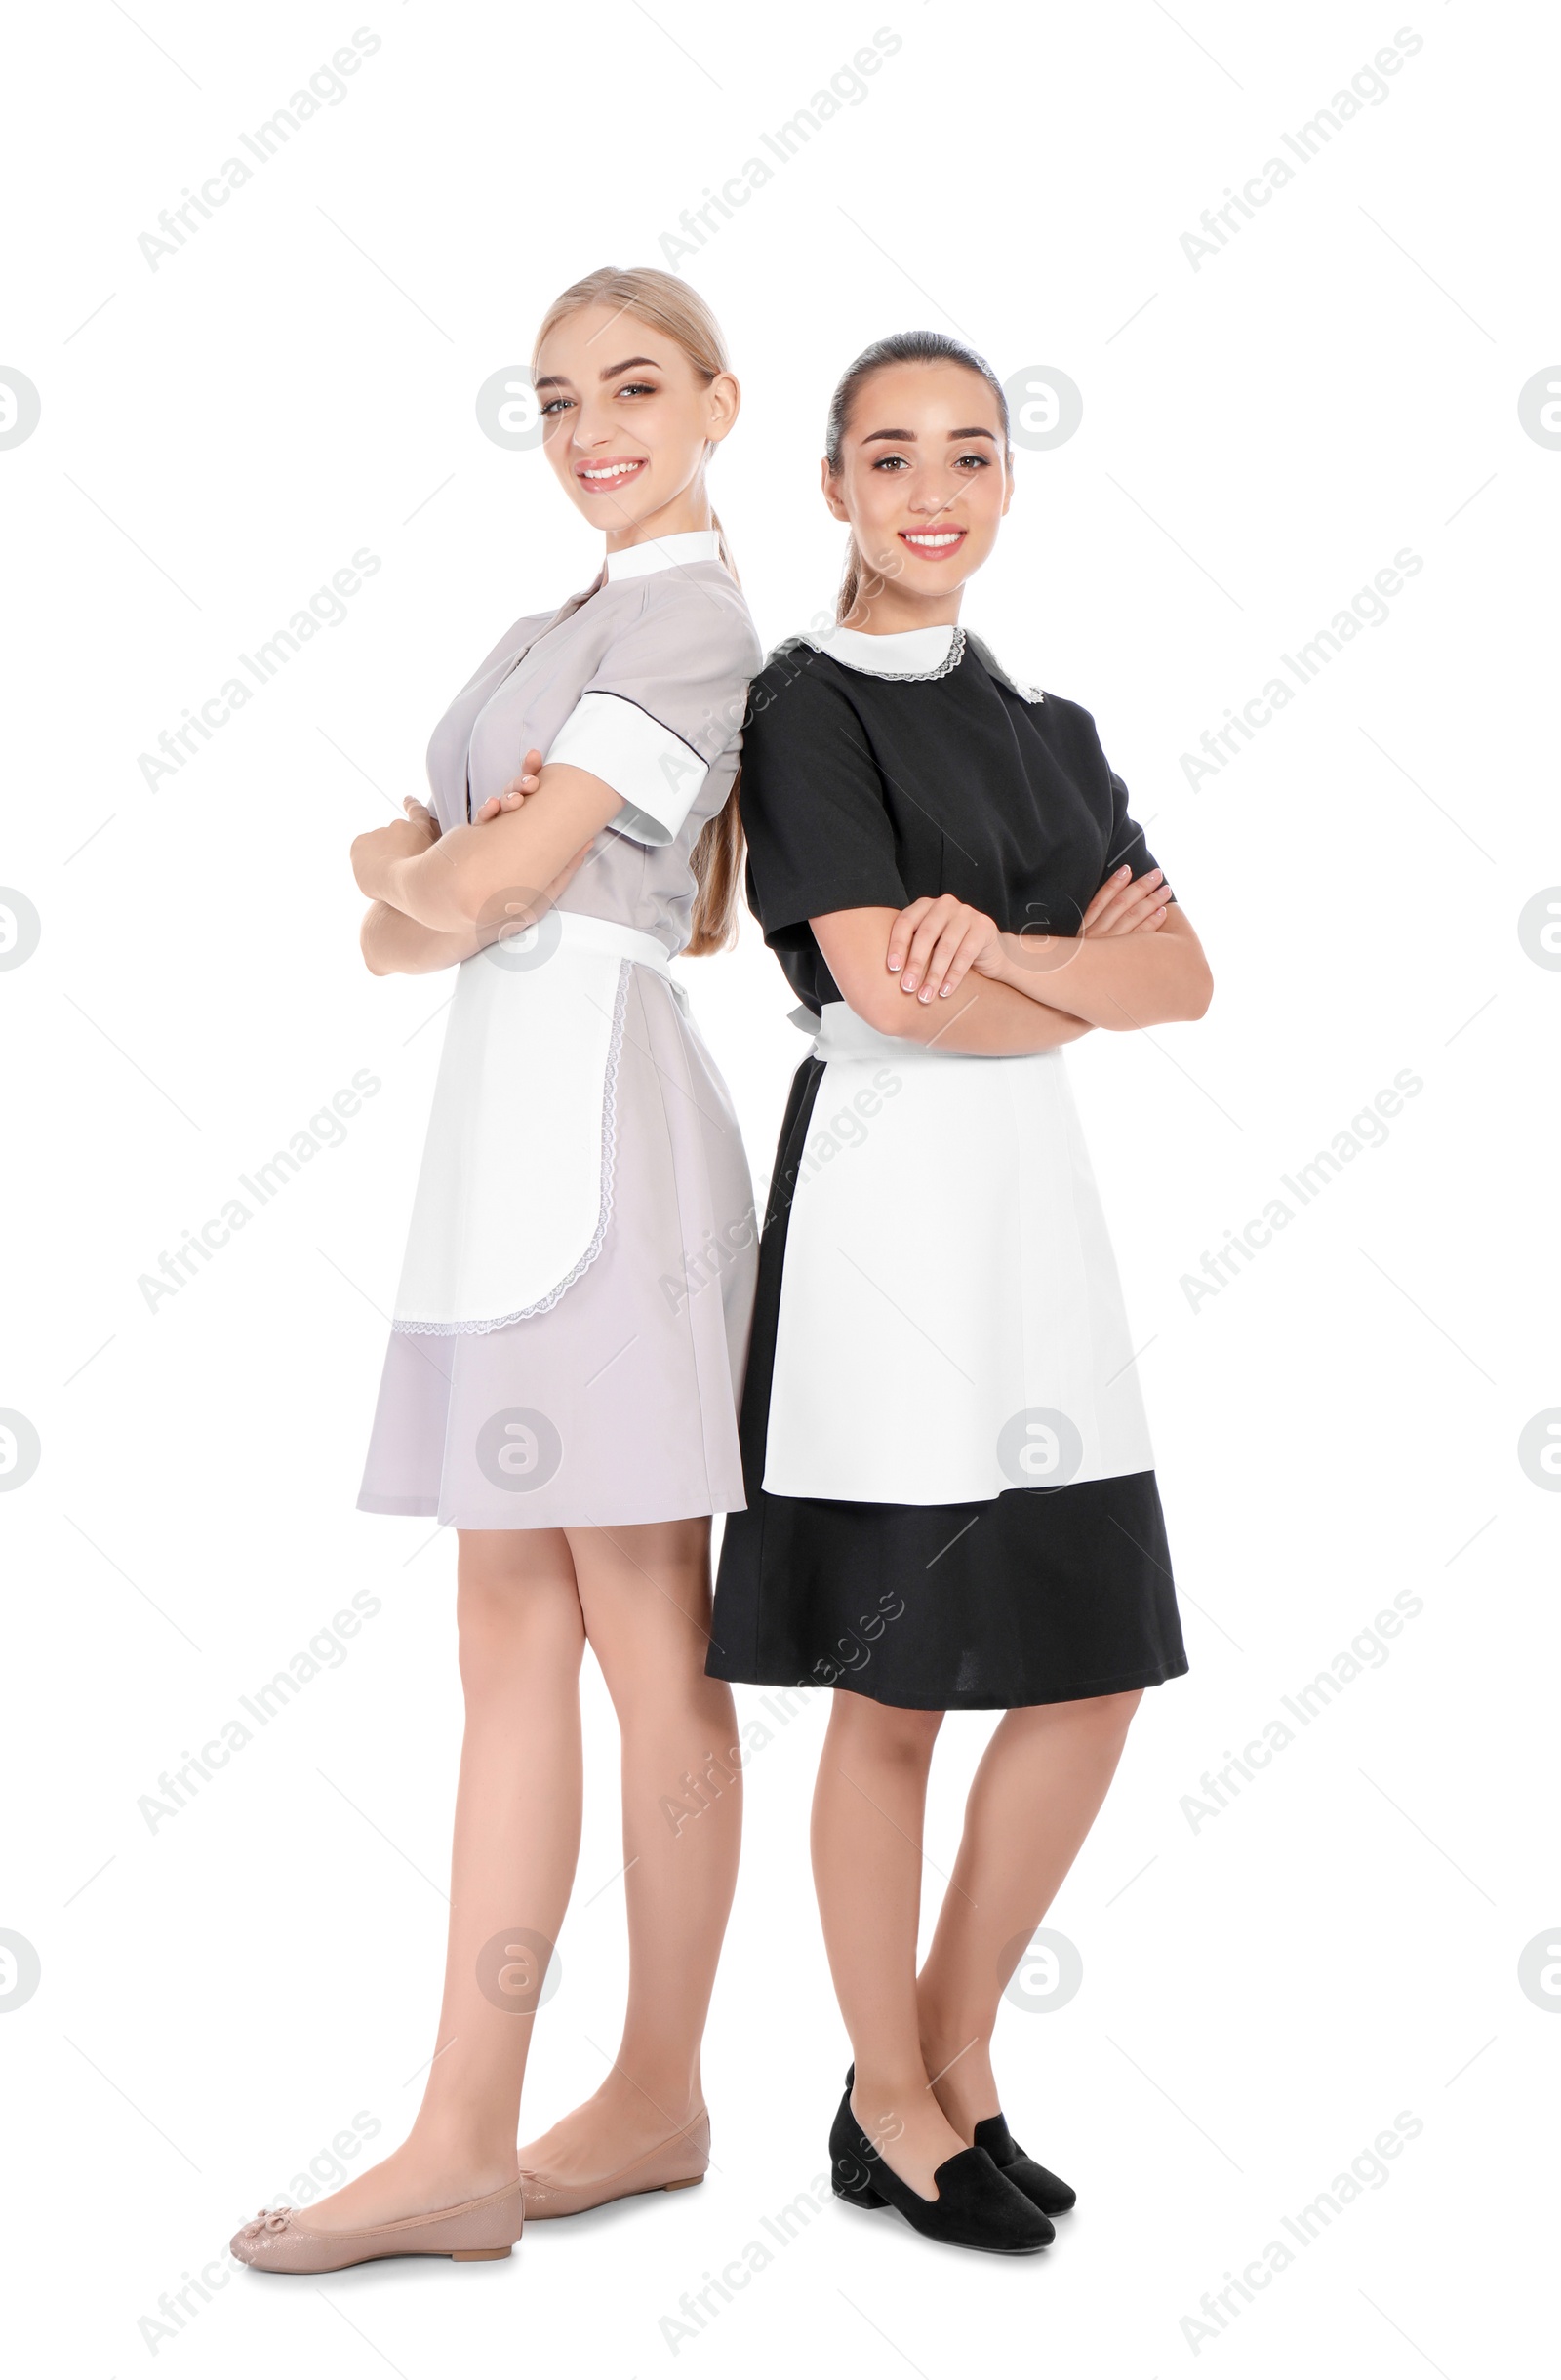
[540,395,574,416]
[953,452,991,470]
[871,453,911,470]
[615,380,657,399]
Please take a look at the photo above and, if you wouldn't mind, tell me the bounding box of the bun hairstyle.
[824,330,1012,625]
[533,266,744,955]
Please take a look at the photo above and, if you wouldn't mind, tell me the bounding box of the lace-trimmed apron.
[391,911,680,1335]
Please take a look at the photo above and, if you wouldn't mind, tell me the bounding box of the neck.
[605,482,714,555]
[841,570,964,636]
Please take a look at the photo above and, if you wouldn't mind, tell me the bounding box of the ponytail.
[685,505,744,955]
[837,536,864,625]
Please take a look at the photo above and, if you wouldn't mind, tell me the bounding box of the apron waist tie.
[807,999,1063,1067]
[549,910,674,975]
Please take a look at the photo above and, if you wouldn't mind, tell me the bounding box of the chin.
[887,559,974,592]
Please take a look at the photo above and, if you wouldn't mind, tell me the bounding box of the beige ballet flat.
[519,2107,710,2219]
[229,2176,523,2273]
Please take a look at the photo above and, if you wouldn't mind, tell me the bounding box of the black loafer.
[830,2076,1053,2254]
[973,2112,1077,2216]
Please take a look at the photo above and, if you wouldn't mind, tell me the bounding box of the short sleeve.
[1105,767,1172,903]
[739,653,909,944]
[544,574,760,846]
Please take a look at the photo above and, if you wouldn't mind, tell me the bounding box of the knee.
[454,1559,582,1688]
[1011,1686,1141,1757]
[829,1694,944,1768]
[1082,1686,1143,1747]
[454,1573,511,1668]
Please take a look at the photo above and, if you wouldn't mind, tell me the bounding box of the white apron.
[392,911,679,1335]
[762,1004,1156,1505]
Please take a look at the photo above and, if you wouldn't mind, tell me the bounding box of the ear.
[821,455,849,523]
[703,371,740,446]
[1000,456,1015,518]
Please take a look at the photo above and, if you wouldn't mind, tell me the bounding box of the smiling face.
[823,359,1012,628]
[534,304,740,550]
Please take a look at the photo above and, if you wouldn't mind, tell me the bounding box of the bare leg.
[810,1693,970,2199]
[305,1528,587,2229]
[917,1690,1142,2140]
[518,1518,741,2179]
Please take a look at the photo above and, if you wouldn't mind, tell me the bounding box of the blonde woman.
[231,269,761,2275]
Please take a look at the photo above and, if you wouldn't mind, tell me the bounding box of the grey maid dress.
[357,530,763,1529]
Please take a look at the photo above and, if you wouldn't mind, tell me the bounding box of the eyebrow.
[861,425,999,445]
[532,354,663,393]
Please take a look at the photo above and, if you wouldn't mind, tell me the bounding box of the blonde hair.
[534,267,744,956]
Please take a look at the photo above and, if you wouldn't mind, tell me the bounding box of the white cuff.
[545,692,708,846]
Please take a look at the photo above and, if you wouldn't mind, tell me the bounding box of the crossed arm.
[813,865,1213,1056]
[351,748,610,975]
[351,759,1214,1049]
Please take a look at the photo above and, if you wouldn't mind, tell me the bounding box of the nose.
[570,400,612,449]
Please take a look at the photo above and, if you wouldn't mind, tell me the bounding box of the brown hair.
[823,330,1012,624]
[533,266,744,957]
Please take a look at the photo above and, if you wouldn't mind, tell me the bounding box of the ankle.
[918,2027,998,2130]
[849,2060,935,2128]
[404,2116,520,2176]
[596,2063,704,2124]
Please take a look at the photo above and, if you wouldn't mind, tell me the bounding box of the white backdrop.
[2,2,1555,2372]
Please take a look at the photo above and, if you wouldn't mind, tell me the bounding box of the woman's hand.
[362,760,621,935]
[349,799,441,898]
[474,747,543,824]
[995,865,1171,1012]
[1079,864,1170,938]
[885,894,1007,1001]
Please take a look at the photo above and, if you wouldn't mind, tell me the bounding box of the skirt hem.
[703,1651,1190,1713]
[359,1492,749,1528]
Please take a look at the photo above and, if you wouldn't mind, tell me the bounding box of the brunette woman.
[707,330,1212,2256]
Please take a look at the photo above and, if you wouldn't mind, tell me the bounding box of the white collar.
[809,621,959,677]
[605,528,722,582]
[807,619,1044,700]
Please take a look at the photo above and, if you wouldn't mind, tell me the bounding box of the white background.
[2,1,1555,2373]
